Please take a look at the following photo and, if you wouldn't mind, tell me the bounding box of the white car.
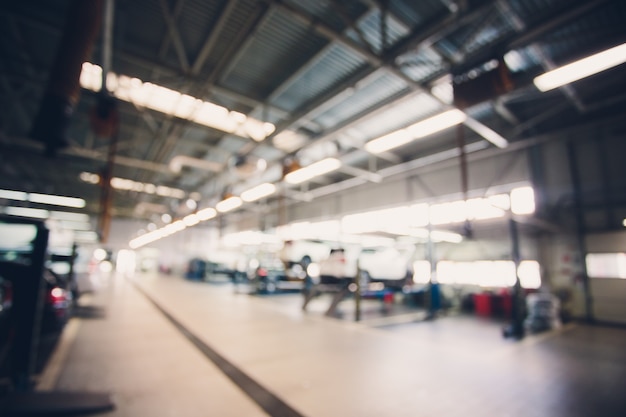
[358,246,417,289]
[279,239,331,268]
[317,247,360,285]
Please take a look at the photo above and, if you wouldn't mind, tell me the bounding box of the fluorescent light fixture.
[74,231,99,242]
[4,206,49,219]
[216,196,242,213]
[284,158,341,184]
[534,43,626,92]
[197,207,217,221]
[56,220,93,231]
[365,109,467,154]
[0,189,28,201]
[80,62,275,141]
[430,230,463,243]
[241,183,276,202]
[49,211,90,222]
[170,220,187,232]
[183,214,199,226]
[28,193,85,208]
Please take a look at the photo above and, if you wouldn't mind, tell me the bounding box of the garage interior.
[1,0,626,416]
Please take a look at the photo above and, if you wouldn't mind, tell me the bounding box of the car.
[247,255,297,294]
[40,268,73,333]
[357,246,419,290]
[279,239,331,269]
[317,248,360,285]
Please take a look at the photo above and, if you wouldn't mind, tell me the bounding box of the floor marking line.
[131,280,306,417]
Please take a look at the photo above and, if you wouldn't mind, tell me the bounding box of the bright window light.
[534,43,626,92]
[0,189,28,201]
[511,186,535,215]
[284,158,341,184]
[436,260,541,288]
[518,260,542,289]
[365,109,466,154]
[28,193,85,208]
[437,261,517,287]
[622,218,626,227]
[216,196,242,213]
[241,183,276,202]
[197,207,217,221]
[586,253,626,279]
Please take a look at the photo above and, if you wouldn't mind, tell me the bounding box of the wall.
[586,230,626,324]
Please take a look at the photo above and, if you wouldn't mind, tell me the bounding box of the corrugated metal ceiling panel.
[219,7,328,100]
[347,8,410,54]
[388,0,450,28]
[341,92,443,145]
[311,69,410,130]
[270,43,368,112]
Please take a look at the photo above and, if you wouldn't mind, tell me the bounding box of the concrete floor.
[31,271,626,416]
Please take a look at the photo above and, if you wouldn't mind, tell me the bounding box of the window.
[586,253,626,279]
[436,260,541,289]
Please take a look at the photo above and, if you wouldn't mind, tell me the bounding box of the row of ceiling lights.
[3,42,624,248]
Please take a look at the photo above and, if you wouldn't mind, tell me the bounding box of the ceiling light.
[622,218,626,227]
[183,214,199,226]
[284,158,342,184]
[3,206,49,219]
[534,43,626,92]
[216,196,242,213]
[0,189,28,201]
[241,183,276,202]
[48,211,90,222]
[197,207,217,221]
[54,220,93,231]
[27,193,86,208]
[74,231,99,242]
[365,109,466,154]
[80,62,276,141]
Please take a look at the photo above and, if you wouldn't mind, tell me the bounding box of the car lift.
[302,280,395,320]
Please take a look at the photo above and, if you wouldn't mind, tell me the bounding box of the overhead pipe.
[169,155,225,174]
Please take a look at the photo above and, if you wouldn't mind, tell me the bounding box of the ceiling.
[1,0,626,242]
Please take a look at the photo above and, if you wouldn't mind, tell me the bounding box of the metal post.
[506,217,525,339]
[566,141,594,322]
[425,222,437,318]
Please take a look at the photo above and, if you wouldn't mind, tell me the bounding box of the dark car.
[249,255,306,294]
[40,268,73,333]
